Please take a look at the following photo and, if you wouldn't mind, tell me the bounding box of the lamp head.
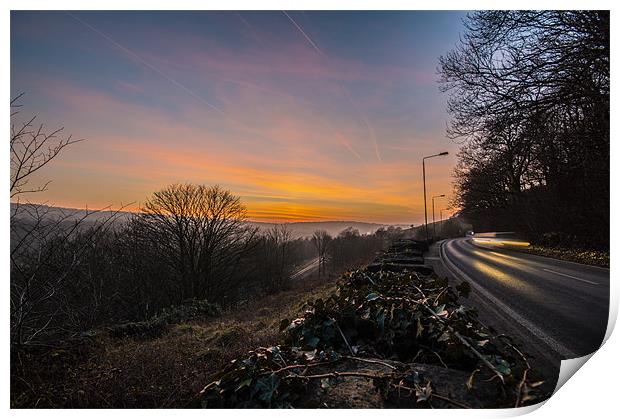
[439,151,449,156]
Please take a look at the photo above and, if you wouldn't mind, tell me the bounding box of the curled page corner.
[507,400,549,416]
[554,352,595,394]
[603,288,618,345]
[505,353,597,417]
[539,275,616,409]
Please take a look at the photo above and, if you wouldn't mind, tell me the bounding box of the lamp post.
[422,152,448,242]
[432,194,445,240]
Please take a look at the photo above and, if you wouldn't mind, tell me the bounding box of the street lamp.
[422,152,448,241]
[432,194,445,240]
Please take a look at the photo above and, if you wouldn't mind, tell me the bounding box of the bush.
[527,246,609,268]
[108,318,168,339]
[109,299,220,339]
[159,299,220,324]
[535,232,576,248]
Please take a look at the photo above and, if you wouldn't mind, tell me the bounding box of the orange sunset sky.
[11,11,464,223]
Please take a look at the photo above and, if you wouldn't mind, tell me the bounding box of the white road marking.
[542,268,599,285]
[440,240,578,359]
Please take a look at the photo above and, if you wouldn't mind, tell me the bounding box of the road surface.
[436,237,609,383]
[291,257,320,280]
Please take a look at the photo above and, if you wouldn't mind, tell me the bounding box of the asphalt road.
[437,237,609,379]
[291,257,320,280]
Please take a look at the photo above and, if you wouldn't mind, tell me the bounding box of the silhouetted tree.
[9,94,121,345]
[440,11,609,248]
[311,230,331,277]
[260,224,294,291]
[10,93,82,199]
[133,183,257,303]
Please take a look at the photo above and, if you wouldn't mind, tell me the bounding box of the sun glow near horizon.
[11,11,463,224]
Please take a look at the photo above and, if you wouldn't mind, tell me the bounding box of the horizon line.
[10,201,419,226]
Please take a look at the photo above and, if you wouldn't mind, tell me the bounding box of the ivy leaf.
[404,371,421,385]
[376,310,386,333]
[305,336,320,349]
[495,359,511,376]
[367,292,380,301]
[416,318,424,338]
[466,369,479,390]
[416,382,433,402]
[360,307,371,319]
[255,374,280,403]
[236,378,253,392]
[485,355,512,376]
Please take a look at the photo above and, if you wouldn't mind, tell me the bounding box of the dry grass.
[11,272,338,408]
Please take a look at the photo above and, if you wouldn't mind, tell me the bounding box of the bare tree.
[10,205,123,345]
[311,230,331,277]
[9,94,124,345]
[268,224,292,283]
[135,183,257,302]
[10,93,82,199]
[258,224,294,291]
[439,11,609,247]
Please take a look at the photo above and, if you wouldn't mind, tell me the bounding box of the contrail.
[66,12,225,115]
[235,12,267,49]
[281,11,382,163]
[341,83,383,162]
[282,11,326,57]
[340,136,363,161]
[364,116,382,163]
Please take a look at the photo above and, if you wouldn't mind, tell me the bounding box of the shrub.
[159,299,220,324]
[109,300,220,339]
[108,318,168,339]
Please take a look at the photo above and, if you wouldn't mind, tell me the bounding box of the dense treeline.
[9,190,292,344]
[11,190,399,346]
[439,11,609,249]
[327,225,404,271]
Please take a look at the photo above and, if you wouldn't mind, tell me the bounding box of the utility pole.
[440,209,443,239]
[432,194,445,241]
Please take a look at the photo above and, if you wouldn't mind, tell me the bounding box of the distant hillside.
[10,203,399,239]
[10,203,133,224]
[247,220,391,239]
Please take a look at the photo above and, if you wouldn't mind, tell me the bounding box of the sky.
[11,11,466,224]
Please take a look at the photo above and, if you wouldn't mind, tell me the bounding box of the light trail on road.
[440,238,609,361]
[290,257,320,280]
